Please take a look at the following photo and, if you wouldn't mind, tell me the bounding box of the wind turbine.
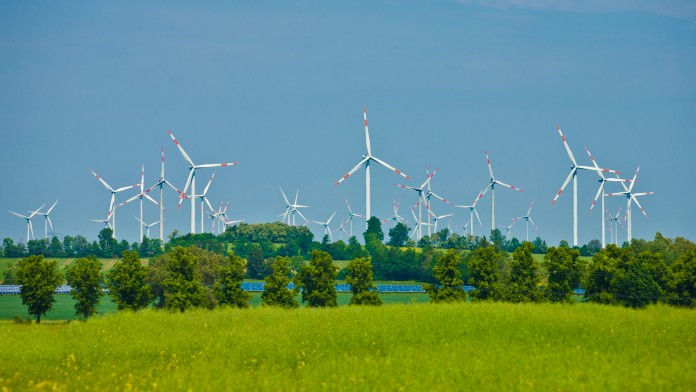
[514,201,538,242]
[90,169,139,238]
[146,147,181,246]
[584,147,629,248]
[382,200,407,227]
[134,216,160,238]
[606,207,624,245]
[168,129,238,234]
[9,204,44,243]
[408,205,425,241]
[91,216,113,230]
[454,190,483,237]
[279,187,309,226]
[37,200,59,240]
[605,165,654,242]
[395,167,450,240]
[426,205,454,234]
[313,211,337,242]
[335,107,410,227]
[335,218,348,241]
[477,150,523,236]
[196,172,216,233]
[344,198,363,238]
[117,165,159,241]
[550,126,614,247]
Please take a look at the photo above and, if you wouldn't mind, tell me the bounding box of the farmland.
[1,302,694,391]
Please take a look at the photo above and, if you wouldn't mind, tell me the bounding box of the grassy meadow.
[0,302,694,391]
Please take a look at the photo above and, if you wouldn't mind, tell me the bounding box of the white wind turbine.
[313,211,337,242]
[168,129,238,234]
[335,107,410,227]
[514,201,538,242]
[146,147,181,245]
[37,200,59,240]
[117,165,159,241]
[91,216,113,230]
[408,205,425,241]
[395,168,450,240]
[344,198,363,238]
[9,204,44,243]
[606,207,624,245]
[279,187,309,226]
[454,190,483,237]
[605,165,654,242]
[195,172,216,233]
[426,205,454,234]
[217,202,244,232]
[90,169,139,238]
[476,150,524,236]
[134,216,160,238]
[584,147,630,248]
[335,218,348,241]
[550,126,614,247]
[382,200,407,227]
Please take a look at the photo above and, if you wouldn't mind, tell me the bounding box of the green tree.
[665,248,696,307]
[614,263,660,309]
[262,256,299,308]
[295,250,337,307]
[387,222,410,247]
[246,243,267,279]
[347,236,368,259]
[346,257,382,305]
[508,242,544,303]
[15,255,63,323]
[468,244,503,301]
[363,216,384,243]
[3,262,17,284]
[213,252,251,308]
[162,247,209,312]
[66,256,104,319]
[543,246,580,303]
[106,250,153,311]
[425,249,466,303]
[98,228,118,257]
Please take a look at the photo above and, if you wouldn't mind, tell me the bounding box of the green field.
[1,302,694,391]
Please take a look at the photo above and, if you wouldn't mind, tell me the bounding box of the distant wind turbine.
[335,107,410,227]
[9,204,45,243]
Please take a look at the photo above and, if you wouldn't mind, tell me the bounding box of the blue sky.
[1,1,695,246]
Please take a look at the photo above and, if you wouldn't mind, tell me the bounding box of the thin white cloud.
[458,0,696,20]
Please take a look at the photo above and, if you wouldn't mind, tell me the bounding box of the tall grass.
[1,302,694,391]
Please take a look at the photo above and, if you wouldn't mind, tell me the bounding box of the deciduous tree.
[67,256,104,319]
[15,255,63,323]
[425,249,466,303]
[347,257,382,305]
[262,256,299,308]
[295,250,337,307]
[106,250,152,311]
[213,252,251,308]
[508,242,544,303]
[162,247,209,312]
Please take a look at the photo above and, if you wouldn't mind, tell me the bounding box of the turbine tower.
[584,147,629,248]
[147,147,181,246]
[9,204,44,243]
[606,165,654,242]
[477,150,523,235]
[37,200,59,240]
[335,107,410,227]
[195,172,216,233]
[168,129,238,234]
[90,169,139,238]
[134,216,160,238]
[550,126,614,247]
